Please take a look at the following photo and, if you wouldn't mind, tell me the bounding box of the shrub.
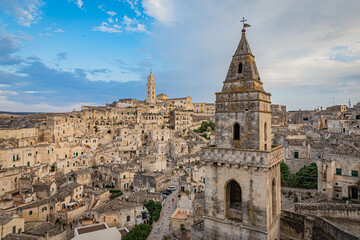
[123,224,152,240]
[180,224,186,231]
[110,191,123,199]
[109,189,122,193]
[144,200,162,224]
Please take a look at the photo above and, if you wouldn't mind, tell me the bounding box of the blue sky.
[0,0,360,112]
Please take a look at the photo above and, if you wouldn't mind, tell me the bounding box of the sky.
[0,0,359,112]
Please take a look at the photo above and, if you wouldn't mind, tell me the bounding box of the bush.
[109,189,122,193]
[281,162,318,189]
[196,121,215,133]
[123,224,152,240]
[144,200,162,224]
[180,224,186,231]
[293,163,318,189]
[91,164,98,169]
[110,191,123,199]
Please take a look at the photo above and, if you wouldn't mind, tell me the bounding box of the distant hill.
[0,111,43,115]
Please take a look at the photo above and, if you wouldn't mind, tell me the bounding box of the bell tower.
[203,24,284,240]
[146,71,155,104]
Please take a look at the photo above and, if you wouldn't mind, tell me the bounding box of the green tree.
[144,200,162,224]
[123,224,152,240]
[280,162,290,182]
[293,163,318,189]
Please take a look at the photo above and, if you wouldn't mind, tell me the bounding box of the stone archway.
[225,179,242,221]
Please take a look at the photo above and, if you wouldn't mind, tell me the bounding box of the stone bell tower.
[146,71,155,104]
[202,26,284,240]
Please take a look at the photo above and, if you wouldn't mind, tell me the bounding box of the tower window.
[233,123,240,140]
[238,63,243,74]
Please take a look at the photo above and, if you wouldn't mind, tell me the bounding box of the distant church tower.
[202,26,284,239]
[146,71,156,104]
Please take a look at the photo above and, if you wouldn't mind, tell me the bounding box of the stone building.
[317,154,359,200]
[0,215,24,238]
[146,71,156,104]
[200,28,284,240]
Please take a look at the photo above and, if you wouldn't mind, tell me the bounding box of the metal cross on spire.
[240,17,247,29]
[241,17,251,30]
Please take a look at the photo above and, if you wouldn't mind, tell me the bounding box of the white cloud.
[0,90,18,96]
[76,0,83,8]
[0,0,44,27]
[0,95,98,112]
[107,11,117,16]
[144,0,360,110]
[92,22,122,33]
[54,28,65,33]
[142,0,176,25]
[123,16,148,33]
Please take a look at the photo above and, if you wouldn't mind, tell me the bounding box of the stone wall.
[280,210,358,240]
[295,203,360,221]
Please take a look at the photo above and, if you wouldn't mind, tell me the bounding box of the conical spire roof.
[234,29,253,56]
[223,29,260,85]
[147,71,154,83]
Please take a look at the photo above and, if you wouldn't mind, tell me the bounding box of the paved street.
[147,176,179,240]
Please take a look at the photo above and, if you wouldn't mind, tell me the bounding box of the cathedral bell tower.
[202,25,284,240]
[146,71,155,104]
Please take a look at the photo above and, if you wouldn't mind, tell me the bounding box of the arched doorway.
[225,180,242,221]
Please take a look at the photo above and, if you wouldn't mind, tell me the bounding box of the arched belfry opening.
[238,63,243,74]
[226,180,242,221]
[233,123,240,140]
[272,178,277,219]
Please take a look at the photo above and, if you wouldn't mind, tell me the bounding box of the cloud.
[54,28,65,33]
[0,0,43,27]
[76,0,83,9]
[56,52,68,61]
[107,11,117,16]
[143,0,360,110]
[92,16,148,34]
[123,16,148,33]
[142,0,176,25]
[0,90,18,96]
[125,0,142,17]
[89,68,111,74]
[92,22,122,33]
[0,34,23,65]
[0,55,147,112]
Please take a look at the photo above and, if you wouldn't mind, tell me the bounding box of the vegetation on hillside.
[123,224,152,240]
[109,189,123,199]
[194,121,215,133]
[280,162,318,189]
[144,200,162,224]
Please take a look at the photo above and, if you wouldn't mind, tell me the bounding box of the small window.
[238,63,243,74]
[336,168,341,175]
[127,216,130,221]
[13,226,16,233]
[233,123,240,140]
[294,152,299,159]
[352,170,358,177]
[29,210,33,215]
